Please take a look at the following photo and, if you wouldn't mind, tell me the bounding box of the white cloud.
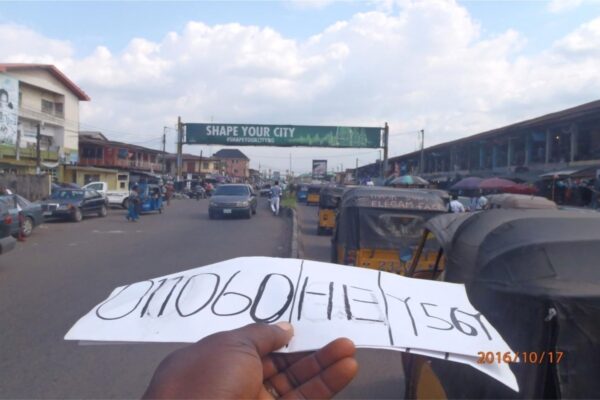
[2,1,600,172]
[548,0,583,13]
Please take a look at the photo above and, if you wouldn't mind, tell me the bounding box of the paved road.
[296,203,406,399]
[0,198,289,398]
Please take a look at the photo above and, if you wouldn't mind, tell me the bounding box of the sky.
[1,0,600,174]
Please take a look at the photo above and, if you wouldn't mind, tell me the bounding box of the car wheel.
[122,199,129,209]
[22,217,34,237]
[98,205,108,217]
[72,208,83,222]
[209,210,215,219]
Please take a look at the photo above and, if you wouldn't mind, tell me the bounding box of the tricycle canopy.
[415,209,600,399]
[318,185,345,209]
[335,187,448,250]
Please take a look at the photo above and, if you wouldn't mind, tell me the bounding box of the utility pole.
[176,116,183,183]
[383,122,389,178]
[162,127,167,175]
[419,129,425,174]
[199,149,203,176]
[289,153,292,179]
[355,158,359,182]
[36,122,42,174]
[15,123,21,161]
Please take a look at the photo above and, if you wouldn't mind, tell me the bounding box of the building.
[0,63,90,179]
[164,153,222,178]
[213,149,250,182]
[357,99,600,183]
[78,132,164,184]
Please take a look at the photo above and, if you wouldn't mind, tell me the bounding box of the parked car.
[40,189,108,222]
[0,194,43,237]
[208,184,257,219]
[83,181,130,209]
[0,199,17,254]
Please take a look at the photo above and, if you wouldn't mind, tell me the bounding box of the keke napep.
[317,185,345,235]
[331,186,449,273]
[403,209,600,399]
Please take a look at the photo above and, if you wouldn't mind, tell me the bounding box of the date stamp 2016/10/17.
[477,351,564,364]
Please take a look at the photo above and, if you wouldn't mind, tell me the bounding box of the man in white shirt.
[270,181,282,216]
[476,190,488,210]
[449,194,466,213]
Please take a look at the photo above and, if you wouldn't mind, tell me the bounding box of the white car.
[83,182,129,208]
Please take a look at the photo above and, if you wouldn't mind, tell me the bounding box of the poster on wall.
[0,73,19,145]
[312,160,327,179]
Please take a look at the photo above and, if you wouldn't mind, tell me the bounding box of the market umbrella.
[503,183,538,195]
[387,175,429,186]
[479,177,516,191]
[450,177,482,191]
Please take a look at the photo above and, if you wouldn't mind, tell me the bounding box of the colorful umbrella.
[503,183,538,195]
[387,175,429,186]
[479,177,516,190]
[450,177,482,191]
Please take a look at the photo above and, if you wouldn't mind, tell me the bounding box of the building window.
[41,99,53,114]
[54,103,64,117]
[234,169,238,174]
[203,161,209,169]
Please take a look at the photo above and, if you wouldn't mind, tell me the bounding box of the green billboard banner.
[184,123,382,148]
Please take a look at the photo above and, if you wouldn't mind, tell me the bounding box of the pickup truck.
[83,181,129,209]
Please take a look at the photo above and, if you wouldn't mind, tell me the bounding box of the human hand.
[143,322,358,399]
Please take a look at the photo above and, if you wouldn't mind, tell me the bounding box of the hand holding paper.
[143,322,358,399]
[65,257,519,392]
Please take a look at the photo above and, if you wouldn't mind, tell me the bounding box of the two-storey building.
[213,149,250,182]
[0,63,90,179]
[76,132,165,185]
[164,153,222,179]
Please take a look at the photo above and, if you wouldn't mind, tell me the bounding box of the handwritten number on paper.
[211,271,253,317]
[175,273,220,317]
[250,273,294,323]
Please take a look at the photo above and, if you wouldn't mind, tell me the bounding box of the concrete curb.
[289,207,300,258]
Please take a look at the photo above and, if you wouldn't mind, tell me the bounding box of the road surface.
[0,198,289,398]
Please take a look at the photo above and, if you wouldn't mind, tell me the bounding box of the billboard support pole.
[383,122,389,178]
[177,116,183,182]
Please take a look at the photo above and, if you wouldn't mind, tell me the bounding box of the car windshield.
[51,190,84,200]
[214,186,249,196]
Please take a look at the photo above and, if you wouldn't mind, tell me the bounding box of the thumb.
[231,322,294,357]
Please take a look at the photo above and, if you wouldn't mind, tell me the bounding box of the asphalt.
[295,202,406,399]
[0,197,290,398]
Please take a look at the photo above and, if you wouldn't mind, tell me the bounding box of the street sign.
[184,123,382,148]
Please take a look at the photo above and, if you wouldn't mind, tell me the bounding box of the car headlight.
[58,204,70,210]
[236,201,249,207]
[209,201,218,207]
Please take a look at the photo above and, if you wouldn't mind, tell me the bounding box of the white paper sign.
[65,257,518,391]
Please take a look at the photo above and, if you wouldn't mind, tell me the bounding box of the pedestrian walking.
[270,181,282,216]
[449,194,466,213]
[126,185,140,222]
[166,182,174,206]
